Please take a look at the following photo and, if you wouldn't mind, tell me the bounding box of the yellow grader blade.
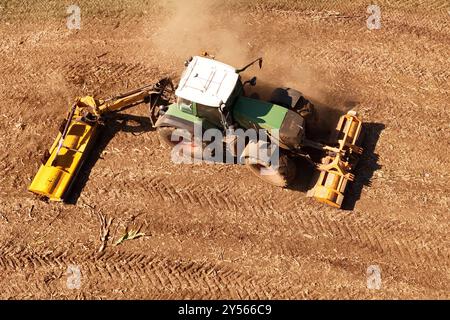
[28,97,101,201]
[307,111,363,208]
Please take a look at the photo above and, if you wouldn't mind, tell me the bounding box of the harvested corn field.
[0,0,449,299]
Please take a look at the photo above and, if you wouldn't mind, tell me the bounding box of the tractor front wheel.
[244,153,297,188]
[158,126,205,161]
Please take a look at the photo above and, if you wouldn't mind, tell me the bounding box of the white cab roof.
[175,56,239,107]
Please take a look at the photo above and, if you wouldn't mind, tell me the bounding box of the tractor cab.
[175,56,243,126]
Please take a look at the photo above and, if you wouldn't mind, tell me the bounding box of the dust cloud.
[152,0,250,66]
[152,1,315,96]
[149,0,351,117]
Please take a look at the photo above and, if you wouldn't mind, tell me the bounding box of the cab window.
[177,97,194,114]
[196,103,222,126]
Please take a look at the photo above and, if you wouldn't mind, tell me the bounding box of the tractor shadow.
[287,122,384,211]
[341,122,384,210]
[65,113,154,205]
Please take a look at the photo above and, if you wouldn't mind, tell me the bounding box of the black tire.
[244,153,297,187]
[158,126,180,148]
[157,126,209,161]
[270,87,303,109]
[270,87,315,118]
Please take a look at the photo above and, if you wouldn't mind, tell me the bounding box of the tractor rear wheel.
[270,87,314,118]
[270,87,302,109]
[244,153,297,187]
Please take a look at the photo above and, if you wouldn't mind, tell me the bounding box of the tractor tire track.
[115,173,449,270]
[0,247,304,299]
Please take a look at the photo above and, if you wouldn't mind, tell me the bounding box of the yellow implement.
[307,111,363,208]
[28,79,173,201]
[29,97,100,201]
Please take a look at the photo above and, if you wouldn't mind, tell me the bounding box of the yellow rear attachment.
[28,97,101,201]
[307,111,363,208]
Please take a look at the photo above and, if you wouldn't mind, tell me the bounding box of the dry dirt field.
[0,0,449,299]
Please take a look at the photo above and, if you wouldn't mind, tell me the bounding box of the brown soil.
[0,0,448,299]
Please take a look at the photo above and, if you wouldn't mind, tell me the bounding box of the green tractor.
[28,55,363,208]
[153,55,364,208]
